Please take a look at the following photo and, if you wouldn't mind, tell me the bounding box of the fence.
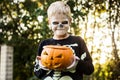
[0,44,13,80]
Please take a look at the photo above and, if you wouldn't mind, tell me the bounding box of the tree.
[0,0,52,79]
[0,0,120,80]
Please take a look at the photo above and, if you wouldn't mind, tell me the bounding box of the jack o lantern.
[40,45,74,70]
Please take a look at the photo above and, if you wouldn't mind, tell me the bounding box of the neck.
[53,34,69,40]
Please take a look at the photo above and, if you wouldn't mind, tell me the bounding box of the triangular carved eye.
[43,51,48,55]
[56,54,62,58]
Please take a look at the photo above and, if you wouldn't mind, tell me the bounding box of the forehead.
[49,14,69,21]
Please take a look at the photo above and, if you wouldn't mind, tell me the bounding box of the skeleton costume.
[34,35,94,80]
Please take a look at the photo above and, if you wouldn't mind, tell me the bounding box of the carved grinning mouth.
[54,63,61,69]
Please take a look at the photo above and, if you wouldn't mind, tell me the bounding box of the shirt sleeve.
[37,40,45,56]
[34,40,48,78]
[76,37,94,75]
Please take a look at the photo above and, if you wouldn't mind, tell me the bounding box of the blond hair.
[47,1,71,20]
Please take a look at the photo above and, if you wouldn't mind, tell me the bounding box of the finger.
[74,56,80,60]
[37,56,41,60]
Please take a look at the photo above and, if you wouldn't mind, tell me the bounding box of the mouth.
[53,63,61,69]
[56,29,65,30]
[56,29,66,32]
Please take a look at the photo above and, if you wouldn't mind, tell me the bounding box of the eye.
[56,54,62,58]
[43,51,48,55]
[52,21,59,25]
[62,21,68,24]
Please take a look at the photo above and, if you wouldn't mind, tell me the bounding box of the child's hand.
[66,55,80,73]
[36,56,49,71]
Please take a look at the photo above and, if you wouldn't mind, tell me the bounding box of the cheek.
[49,23,57,30]
[51,26,57,32]
[64,25,70,30]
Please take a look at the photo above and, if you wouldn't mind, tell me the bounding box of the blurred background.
[0,0,120,80]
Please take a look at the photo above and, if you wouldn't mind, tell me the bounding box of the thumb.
[74,55,80,61]
[37,56,41,60]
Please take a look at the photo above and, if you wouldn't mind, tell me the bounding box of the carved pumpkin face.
[40,45,74,70]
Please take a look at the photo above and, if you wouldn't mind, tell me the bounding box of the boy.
[34,1,94,80]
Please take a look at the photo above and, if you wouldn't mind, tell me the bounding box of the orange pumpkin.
[40,45,74,70]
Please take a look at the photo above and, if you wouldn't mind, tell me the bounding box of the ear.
[69,17,72,24]
[48,20,52,29]
[48,20,50,24]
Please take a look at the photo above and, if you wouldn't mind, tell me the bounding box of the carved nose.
[51,57,53,60]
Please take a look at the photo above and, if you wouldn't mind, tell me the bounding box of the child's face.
[49,14,71,37]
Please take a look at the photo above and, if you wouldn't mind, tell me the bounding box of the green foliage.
[13,37,37,80]
[92,59,120,80]
[0,0,52,79]
[0,0,120,80]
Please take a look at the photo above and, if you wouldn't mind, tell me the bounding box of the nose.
[58,24,63,28]
[51,57,53,60]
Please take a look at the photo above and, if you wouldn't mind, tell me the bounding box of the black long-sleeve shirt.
[34,35,94,80]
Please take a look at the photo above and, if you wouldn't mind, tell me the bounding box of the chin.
[56,32,66,36]
[56,33,66,36]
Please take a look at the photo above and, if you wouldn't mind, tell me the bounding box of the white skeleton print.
[44,76,73,80]
[64,43,86,60]
[44,70,73,80]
